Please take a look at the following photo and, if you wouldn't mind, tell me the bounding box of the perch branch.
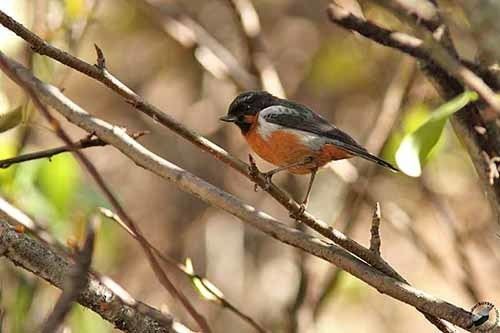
[0,48,210,333]
[0,50,490,332]
[0,9,403,280]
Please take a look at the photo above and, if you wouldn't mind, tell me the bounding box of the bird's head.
[220,91,276,134]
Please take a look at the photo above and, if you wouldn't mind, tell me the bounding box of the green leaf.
[36,153,80,216]
[395,91,478,177]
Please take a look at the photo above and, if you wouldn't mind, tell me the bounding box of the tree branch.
[0,131,147,169]
[326,2,500,223]
[0,47,210,332]
[0,218,191,333]
[0,49,490,332]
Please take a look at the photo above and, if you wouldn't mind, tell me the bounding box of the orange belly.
[245,126,351,174]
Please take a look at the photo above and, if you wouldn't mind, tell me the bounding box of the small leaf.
[396,91,478,177]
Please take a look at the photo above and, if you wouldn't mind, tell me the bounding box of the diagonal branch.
[0,49,490,332]
[326,2,500,224]
[0,47,210,333]
[0,218,192,333]
[0,9,398,280]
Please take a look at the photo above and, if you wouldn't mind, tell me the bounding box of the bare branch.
[0,9,400,278]
[326,1,500,224]
[0,131,148,169]
[0,50,489,332]
[0,218,192,333]
[99,208,268,333]
[40,216,99,333]
[0,47,210,333]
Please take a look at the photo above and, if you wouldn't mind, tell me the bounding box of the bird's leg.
[262,156,314,186]
[290,168,317,220]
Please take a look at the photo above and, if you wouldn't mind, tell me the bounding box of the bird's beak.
[219,115,238,122]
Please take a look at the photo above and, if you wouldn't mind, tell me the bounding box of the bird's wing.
[260,103,399,172]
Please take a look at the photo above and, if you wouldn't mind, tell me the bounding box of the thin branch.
[0,50,488,332]
[326,1,500,224]
[327,3,500,114]
[0,9,402,281]
[99,208,268,333]
[0,50,210,333]
[0,14,471,331]
[40,215,99,333]
[0,219,191,333]
[0,131,148,169]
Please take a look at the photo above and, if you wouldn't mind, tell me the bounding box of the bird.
[220,91,398,212]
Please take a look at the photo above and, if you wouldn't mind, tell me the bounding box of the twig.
[40,215,99,333]
[0,9,403,280]
[369,202,382,255]
[326,0,500,224]
[0,218,191,333]
[99,208,268,333]
[0,50,210,333]
[327,3,500,115]
[0,131,148,169]
[0,50,489,331]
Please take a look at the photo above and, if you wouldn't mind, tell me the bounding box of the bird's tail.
[334,141,399,172]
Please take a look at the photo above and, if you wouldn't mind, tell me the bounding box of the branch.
[0,48,210,332]
[0,131,147,169]
[0,9,400,279]
[0,49,489,332]
[99,208,268,333]
[0,218,191,333]
[326,2,500,223]
[40,216,98,333]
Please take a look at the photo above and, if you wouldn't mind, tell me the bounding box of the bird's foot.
[290,203,306,220]
[248,154,273,192]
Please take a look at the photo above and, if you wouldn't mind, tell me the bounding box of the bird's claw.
[290,204,306,220]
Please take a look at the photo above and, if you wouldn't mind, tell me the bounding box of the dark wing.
[261,102,399,172]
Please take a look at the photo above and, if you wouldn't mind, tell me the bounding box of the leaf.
[395,91,478,177]
[36,153,81,216]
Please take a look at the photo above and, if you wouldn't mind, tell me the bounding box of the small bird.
[220,91,398,211]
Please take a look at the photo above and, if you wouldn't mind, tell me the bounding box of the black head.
[220,91,277,134]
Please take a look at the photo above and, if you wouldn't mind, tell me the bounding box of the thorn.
[94,44,106,70]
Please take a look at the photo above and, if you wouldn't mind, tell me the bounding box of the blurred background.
[0,0,497,332]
